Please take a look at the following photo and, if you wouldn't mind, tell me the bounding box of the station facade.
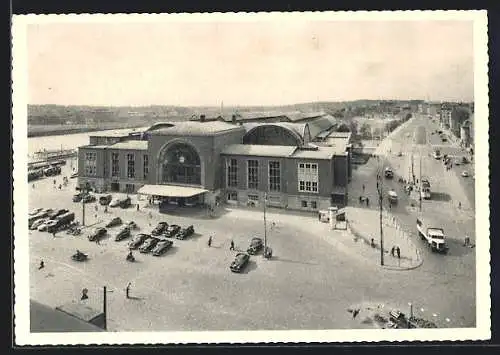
[77,114,352,211]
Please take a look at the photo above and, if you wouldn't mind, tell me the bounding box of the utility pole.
[376,168,384,266]
[263,192,267,253]
[81,182,91,226]
[419,151,423,212]
[103,286,107,330]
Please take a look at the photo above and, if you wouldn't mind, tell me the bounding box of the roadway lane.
[349,113,476,327]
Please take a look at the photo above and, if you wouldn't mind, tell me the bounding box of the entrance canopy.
[137,184,208,198]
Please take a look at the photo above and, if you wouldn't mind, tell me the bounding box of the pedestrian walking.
[58,184,62,190]
[352,308,360,319]
[32,183,35,189]
[359,196,363,204]
[458,202,462,209]
[366,198,369,207]
[230,240,235,251]
[208,235,213,248]
[81,288,89,300]
[104,206,108,213]
[52,231,56,238]
[126,282,131,299]
[38,260,45,270]
[53,179,56,185]
[94,205,98,212]
[396,246,401,259]
[362,184,365,193]
[370,238,375,248]
[464,235,470,247]
[390,246,395,257]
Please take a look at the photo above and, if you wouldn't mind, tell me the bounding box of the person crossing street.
[230,240,235,251]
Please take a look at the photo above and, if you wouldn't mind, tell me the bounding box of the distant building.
[77,114,351,211]
[439,104,452,129]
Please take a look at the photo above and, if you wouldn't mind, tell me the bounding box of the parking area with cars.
[27,160,475,330]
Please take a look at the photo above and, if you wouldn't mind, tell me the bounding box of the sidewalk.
[346,206,423,271]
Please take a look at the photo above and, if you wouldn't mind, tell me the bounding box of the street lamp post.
[376,169,384,266]
[263,192,268,253]
[103,286,107,331]
[81,182,92,226]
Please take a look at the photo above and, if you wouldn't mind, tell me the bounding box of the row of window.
[227,159,319,193]
[226,191,318,209]
[84,152,149,179]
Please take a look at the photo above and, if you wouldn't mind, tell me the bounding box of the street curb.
[346,218,423,271]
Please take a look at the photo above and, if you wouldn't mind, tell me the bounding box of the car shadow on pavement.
[156,245,179,256]
[272,256,318,266]
[240,260,258,274]
[430,192,452,202]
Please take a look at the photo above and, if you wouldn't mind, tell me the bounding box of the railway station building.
[77,113,352,211]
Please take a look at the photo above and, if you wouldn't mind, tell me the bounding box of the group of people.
[390,246,402,259]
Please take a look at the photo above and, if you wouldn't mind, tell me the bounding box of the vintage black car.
[106,217,123,228]
[247,237,264,255]
[384,167,394,179]
[128,233,150,249]
[82,194,96,203]
[164,224,181,238]
[152,240,174,256]
[139,237,160,253]
[88,227,107,241]
[99,194,113,205]
[47,208,69,219]
[230,253,250,273]
[119,196,132,208]
[125,221,138,229]
[175,225,194,240]
[72,193,85,203]
[114,226,131,241]
[151,222,168,236]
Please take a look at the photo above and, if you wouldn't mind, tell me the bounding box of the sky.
[27,19,474,107]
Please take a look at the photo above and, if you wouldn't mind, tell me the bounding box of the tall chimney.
[200,114,206,123]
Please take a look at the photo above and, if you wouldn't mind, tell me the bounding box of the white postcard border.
[13,10,490,345]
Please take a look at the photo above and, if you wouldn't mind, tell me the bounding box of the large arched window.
[159,143,201,185]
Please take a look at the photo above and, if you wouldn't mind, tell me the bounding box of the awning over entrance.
[137,184,208,198]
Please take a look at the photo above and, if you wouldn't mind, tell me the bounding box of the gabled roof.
[285,111,327,122]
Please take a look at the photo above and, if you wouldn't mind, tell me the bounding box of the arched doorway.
[158,142,202,185]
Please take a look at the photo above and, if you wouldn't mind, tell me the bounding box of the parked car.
[125,221,138,229]
[43,166,61,177]
[139,237,160,253]
[128,234,150,249]
[73,193,84,202]
[120,196,132,208]
[230,253,250,273]
[247,237,264,255]
[109,196,132,208]
[47,209,69,219]
[88,227,107,241]
[109,198,122,208]
[38,220,58,232]
[106,217,123,228]
[30,218,49,230]
[461,171,470,178]
[99,194,113,206]
[29,207,43,216]
[82,194,96,203]
[48,212,76,233]
[151,222,168,236]
[164,224,181,238]
[114,226,131,241]
[28,209,53,227]
[454,159,461,166]
[175,225,194,240]
[152,240,174,256]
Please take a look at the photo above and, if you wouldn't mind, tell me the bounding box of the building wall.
[147,130,245,190]
[221,153,342,211]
